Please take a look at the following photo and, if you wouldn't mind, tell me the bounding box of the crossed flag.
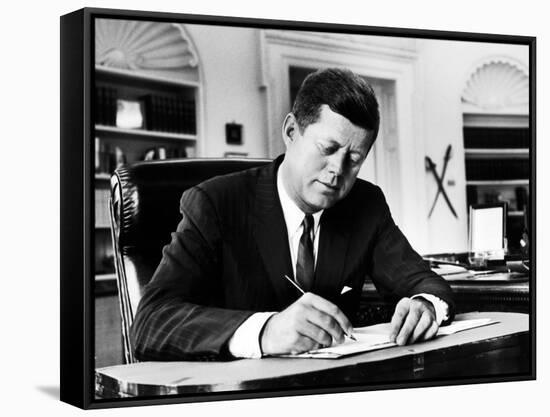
[426,144,458,219]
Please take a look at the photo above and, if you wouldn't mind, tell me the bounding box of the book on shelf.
[141,94,196,134]
[463,127,529,149]
[465,158,529,181]
[95,86,118,126]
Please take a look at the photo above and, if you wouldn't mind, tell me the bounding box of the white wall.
[184,26,529,253]
[417,40,529,252]
[185,24,269,158]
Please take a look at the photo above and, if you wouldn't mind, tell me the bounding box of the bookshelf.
[463,117,529,253]
[95,124,197,142]
[93,22,201,287]
[92,18,203,368]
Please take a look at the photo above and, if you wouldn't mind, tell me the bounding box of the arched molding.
[95,19,200,81]
[466,55,529,78]
[461,56,528,114]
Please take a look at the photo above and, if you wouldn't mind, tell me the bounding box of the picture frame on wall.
[60,7,536,410]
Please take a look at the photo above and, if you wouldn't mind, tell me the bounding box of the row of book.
[95,138,195,175]
[465,159,529,180]
[95,86,118,126]
[463,127,529,149]
[142,94,196,134]
[95,86,196,134]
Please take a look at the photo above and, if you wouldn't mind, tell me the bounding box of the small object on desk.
[468,271,528,282]
[427,254,528,281]
[432,265,527,282]
[468,203,507,268]
[431,263,474,280]
[423,257,470,269]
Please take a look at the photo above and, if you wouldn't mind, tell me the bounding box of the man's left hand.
[389,297,439,345]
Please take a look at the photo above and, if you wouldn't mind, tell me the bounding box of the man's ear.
[282,113,298,148]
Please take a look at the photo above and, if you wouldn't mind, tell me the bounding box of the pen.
[283,274,305,294]
[283,274,357,341]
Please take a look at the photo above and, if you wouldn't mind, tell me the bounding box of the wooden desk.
[358,275,529,325]
[95,312,531,399]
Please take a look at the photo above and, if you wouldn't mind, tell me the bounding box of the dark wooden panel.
[95,294,123,368]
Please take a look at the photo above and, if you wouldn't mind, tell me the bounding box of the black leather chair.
[109,158,270,363]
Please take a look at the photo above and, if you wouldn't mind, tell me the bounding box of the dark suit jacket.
[131,155,454,361]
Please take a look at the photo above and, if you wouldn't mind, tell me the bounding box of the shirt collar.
[277,165,323,237]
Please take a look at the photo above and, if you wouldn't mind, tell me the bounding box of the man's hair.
[292,68,380,141]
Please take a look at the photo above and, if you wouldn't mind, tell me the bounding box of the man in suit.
[131,68,454,361]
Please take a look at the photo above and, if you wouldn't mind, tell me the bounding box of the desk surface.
[96,312,530,398]
[363,275,529,294]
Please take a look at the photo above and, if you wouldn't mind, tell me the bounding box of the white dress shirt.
[228,167,448,358]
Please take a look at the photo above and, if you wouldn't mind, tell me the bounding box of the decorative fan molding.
[462,59,528,112]
[95,19,199,71]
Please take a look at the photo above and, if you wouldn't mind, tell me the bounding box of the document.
[282,318,498,359]
[431,264,474,280]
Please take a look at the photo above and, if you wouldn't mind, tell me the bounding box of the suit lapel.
[313,203,352,299]
[252,157,297,307]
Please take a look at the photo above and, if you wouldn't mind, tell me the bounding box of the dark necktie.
[296,214,315,292]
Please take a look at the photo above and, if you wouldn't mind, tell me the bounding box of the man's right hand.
[259,293,353,355]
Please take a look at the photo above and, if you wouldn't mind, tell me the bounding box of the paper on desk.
[437,318,497,335]
[431,264,474,280]
[282,318,498,359]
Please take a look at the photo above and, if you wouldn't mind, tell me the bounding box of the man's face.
[281,104,374,213]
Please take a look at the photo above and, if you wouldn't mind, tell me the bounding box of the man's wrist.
[411,293,449,325]
[258,313,276,356]
[227,312,276,358]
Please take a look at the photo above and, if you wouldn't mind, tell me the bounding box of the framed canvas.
[60,7,536,409]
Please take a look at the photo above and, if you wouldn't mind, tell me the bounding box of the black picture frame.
[60,7,536,410]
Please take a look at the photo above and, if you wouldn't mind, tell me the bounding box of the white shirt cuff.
[411,293,449,325]
[227,312,276,358]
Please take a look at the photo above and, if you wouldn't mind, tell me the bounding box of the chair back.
[109,158,270,363]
